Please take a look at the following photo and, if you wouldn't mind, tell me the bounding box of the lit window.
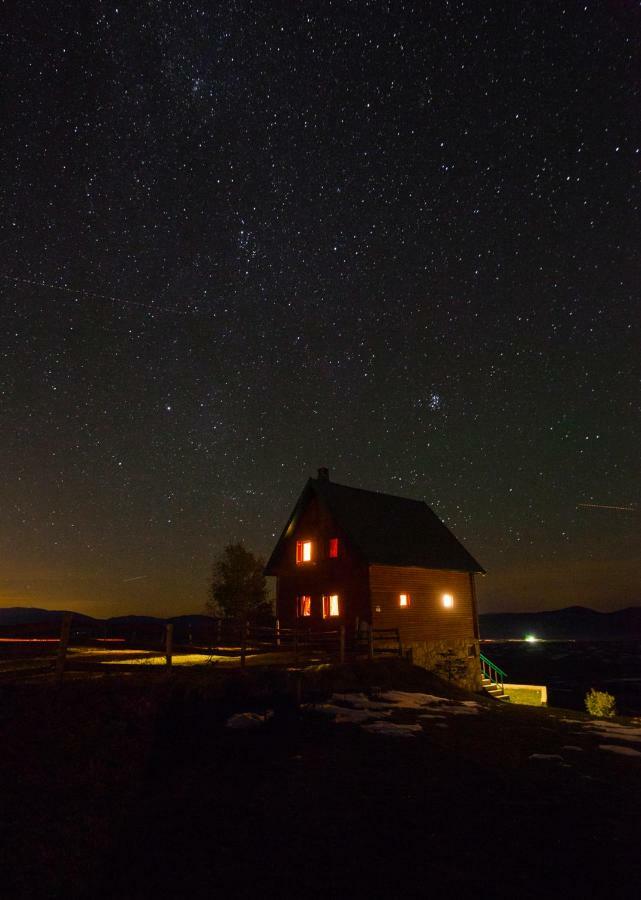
[296,540,313,563]
[442,593,454,609]
[399,593,410,608]
[328,537,339,558]
[322,594,340,618]
[298,595,311,617]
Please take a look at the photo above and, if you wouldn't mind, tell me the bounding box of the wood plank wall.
[274,495,370,628]
[369,565,477,643]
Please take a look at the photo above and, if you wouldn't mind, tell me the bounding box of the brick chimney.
[317,467,330,481]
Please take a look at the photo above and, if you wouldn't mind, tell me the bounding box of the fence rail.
[197,620,405,666]
[10,615,406,676]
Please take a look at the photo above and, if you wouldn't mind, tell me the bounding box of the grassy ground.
[505,685,546,706]
[1,660,640,899]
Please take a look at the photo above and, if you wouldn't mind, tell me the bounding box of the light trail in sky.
[576,503,636,512]
[1,273,202,316]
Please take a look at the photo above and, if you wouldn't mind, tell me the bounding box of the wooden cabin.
[265,468,485,689]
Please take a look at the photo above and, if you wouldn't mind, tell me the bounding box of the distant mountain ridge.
[479,605,641,640]
[0,607,217,642]
[1,604,640,641]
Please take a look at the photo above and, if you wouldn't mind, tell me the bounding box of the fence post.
[275,618,280,648]
[165,623,174,669]
[339,624,345,664]
[240,618,247,668]
[368,626,374,661]
[55,612,73,684]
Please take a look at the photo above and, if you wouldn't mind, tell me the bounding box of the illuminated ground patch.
[102,653,243,666]
[69,648,152,657]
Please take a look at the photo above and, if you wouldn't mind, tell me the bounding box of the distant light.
[525,634,539,643]
[442,593,454,609]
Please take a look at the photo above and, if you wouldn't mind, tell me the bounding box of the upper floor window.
[442,593,454,609]
[399,593,411,608]
[322,594,340,618]
[328,537,339,558]
[296,540,313,563]
[298,595,312,617]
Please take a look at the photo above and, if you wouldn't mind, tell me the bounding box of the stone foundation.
[406,638,482,692]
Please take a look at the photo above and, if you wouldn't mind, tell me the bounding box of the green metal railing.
[479,652,507,694]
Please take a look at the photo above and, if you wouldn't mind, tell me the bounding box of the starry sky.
[1,1,639,618]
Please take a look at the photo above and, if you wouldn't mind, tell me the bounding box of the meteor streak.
[2,273,200,316]
[577,503,636,512]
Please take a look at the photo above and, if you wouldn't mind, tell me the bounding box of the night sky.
[1,1,639,618]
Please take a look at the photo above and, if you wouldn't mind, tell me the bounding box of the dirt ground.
[1,661,640,899]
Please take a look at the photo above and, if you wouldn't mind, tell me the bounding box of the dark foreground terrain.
[1,661,640,899]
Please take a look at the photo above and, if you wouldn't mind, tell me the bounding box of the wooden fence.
[202,621,404,667]
[21,616,405,679]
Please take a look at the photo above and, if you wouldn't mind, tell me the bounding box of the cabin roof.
[265,476,485,574]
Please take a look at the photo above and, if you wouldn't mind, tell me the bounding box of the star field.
[1,1,639,616]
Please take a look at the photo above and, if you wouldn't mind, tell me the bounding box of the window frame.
[328,537,339,559]
[297,595,312,617]
[295,540,313,564]
[398,593,411,608]
[322,594,341,618]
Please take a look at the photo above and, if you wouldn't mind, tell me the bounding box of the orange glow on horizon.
[0,637,126,644]
[0,637,59,643]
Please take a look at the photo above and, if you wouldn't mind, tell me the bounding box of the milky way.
[1,2,639,616]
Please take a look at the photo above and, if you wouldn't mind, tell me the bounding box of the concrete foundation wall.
[407,638,482,692]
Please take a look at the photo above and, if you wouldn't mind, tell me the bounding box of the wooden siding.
[276,566,370,631]
[369,565,477,644]
[274,495,370,630]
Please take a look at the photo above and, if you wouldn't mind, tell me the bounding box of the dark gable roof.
[266,477,484,574]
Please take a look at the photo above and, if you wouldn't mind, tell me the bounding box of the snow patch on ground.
[583,721,641,744]
[529,754,564,761]
[362,722,423,737]
[598,744,641,758]
[333,692,399,710]
[318,690,486,736]
[226,712,270,729]
[562,745,584,752]
[378,690,450,707]
[317,704,391,724]
[376,692,480,714]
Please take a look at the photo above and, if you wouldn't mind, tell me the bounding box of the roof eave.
[263,479,314,575]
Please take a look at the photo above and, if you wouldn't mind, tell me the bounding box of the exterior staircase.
[479,652,510,702]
